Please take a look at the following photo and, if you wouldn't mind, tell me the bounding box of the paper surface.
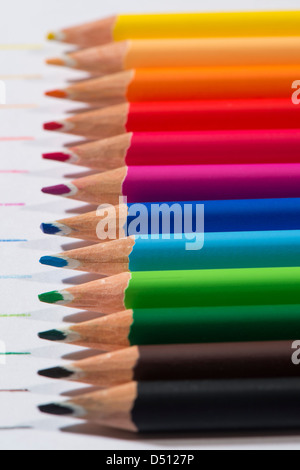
[1,0,300,450]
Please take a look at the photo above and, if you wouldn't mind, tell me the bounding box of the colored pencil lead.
[40,254,81,270]
[38,290,72,305]
[43,122,64,131]
[38,366,74,379]
[46,56,77,68]
[40,222,72,236]
[40,255,68,268]
[42,152,77,163]
[46,57,66,67]
[38,329,68,342]
[42,183,77,197]
[45,89,67,99]
[47,32,56,41]
[39,403,74,416]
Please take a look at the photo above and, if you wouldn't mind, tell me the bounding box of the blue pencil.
[40,198,300,242]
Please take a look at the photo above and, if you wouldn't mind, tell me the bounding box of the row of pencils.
[38,11,300,434]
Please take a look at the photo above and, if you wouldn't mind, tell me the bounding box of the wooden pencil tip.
[45,89,67,99]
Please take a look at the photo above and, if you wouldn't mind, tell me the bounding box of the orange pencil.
[45,65,300,105]
[47,37,300,75]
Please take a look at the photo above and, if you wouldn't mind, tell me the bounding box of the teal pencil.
[40,230,300,276]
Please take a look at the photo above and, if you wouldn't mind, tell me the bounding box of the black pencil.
[39,377,300,433]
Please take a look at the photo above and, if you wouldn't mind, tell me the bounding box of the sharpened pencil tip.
[39,403,74,416]
[42,184,73,196]
[45,89,67,99]
[46,57,65,66]
[47,32,56,41]
[43,121,64,131]
[38,366,74,379]
[38,291,64,305]
[40,222,72,237]
[43,152,72,162]
[40,223,61,235]
[38,329,67,342]
[40,255,68,268]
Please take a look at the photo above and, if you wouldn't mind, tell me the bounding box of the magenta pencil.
[42,163,300,205]
[123,163,300,203]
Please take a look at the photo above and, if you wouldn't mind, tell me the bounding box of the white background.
[0,0,300,451]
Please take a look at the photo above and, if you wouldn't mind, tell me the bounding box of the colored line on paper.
[0,203,26,207]
[0,74,42,80]
[0,314,31,318]
[0,390,29,393]
[0,137,35,141]
[0,44,43,50]
[0,427,32,431]
[0,353,31,356]
[0,170,28,174]
[0,104,38,109]
[0,275,32,280]
[0,240,28,242]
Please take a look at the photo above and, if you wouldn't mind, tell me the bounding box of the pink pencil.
[44,129,300,170]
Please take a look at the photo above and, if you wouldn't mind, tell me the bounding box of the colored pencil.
[40,198,300,242]
[38,267,300,314]
[47,36,300,74]
[39,230,300,276]
[45,65,300,104]
[47,11,300,48]
[42,130,300,170]
[38,341,300,387]
[38,305,300,350]
[43,99,300,140]
[39,377,300,433]
[41,164,300,205]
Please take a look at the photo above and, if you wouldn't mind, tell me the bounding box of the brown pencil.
[38,341,300,387]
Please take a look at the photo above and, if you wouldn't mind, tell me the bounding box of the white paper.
[0,0,300,450]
